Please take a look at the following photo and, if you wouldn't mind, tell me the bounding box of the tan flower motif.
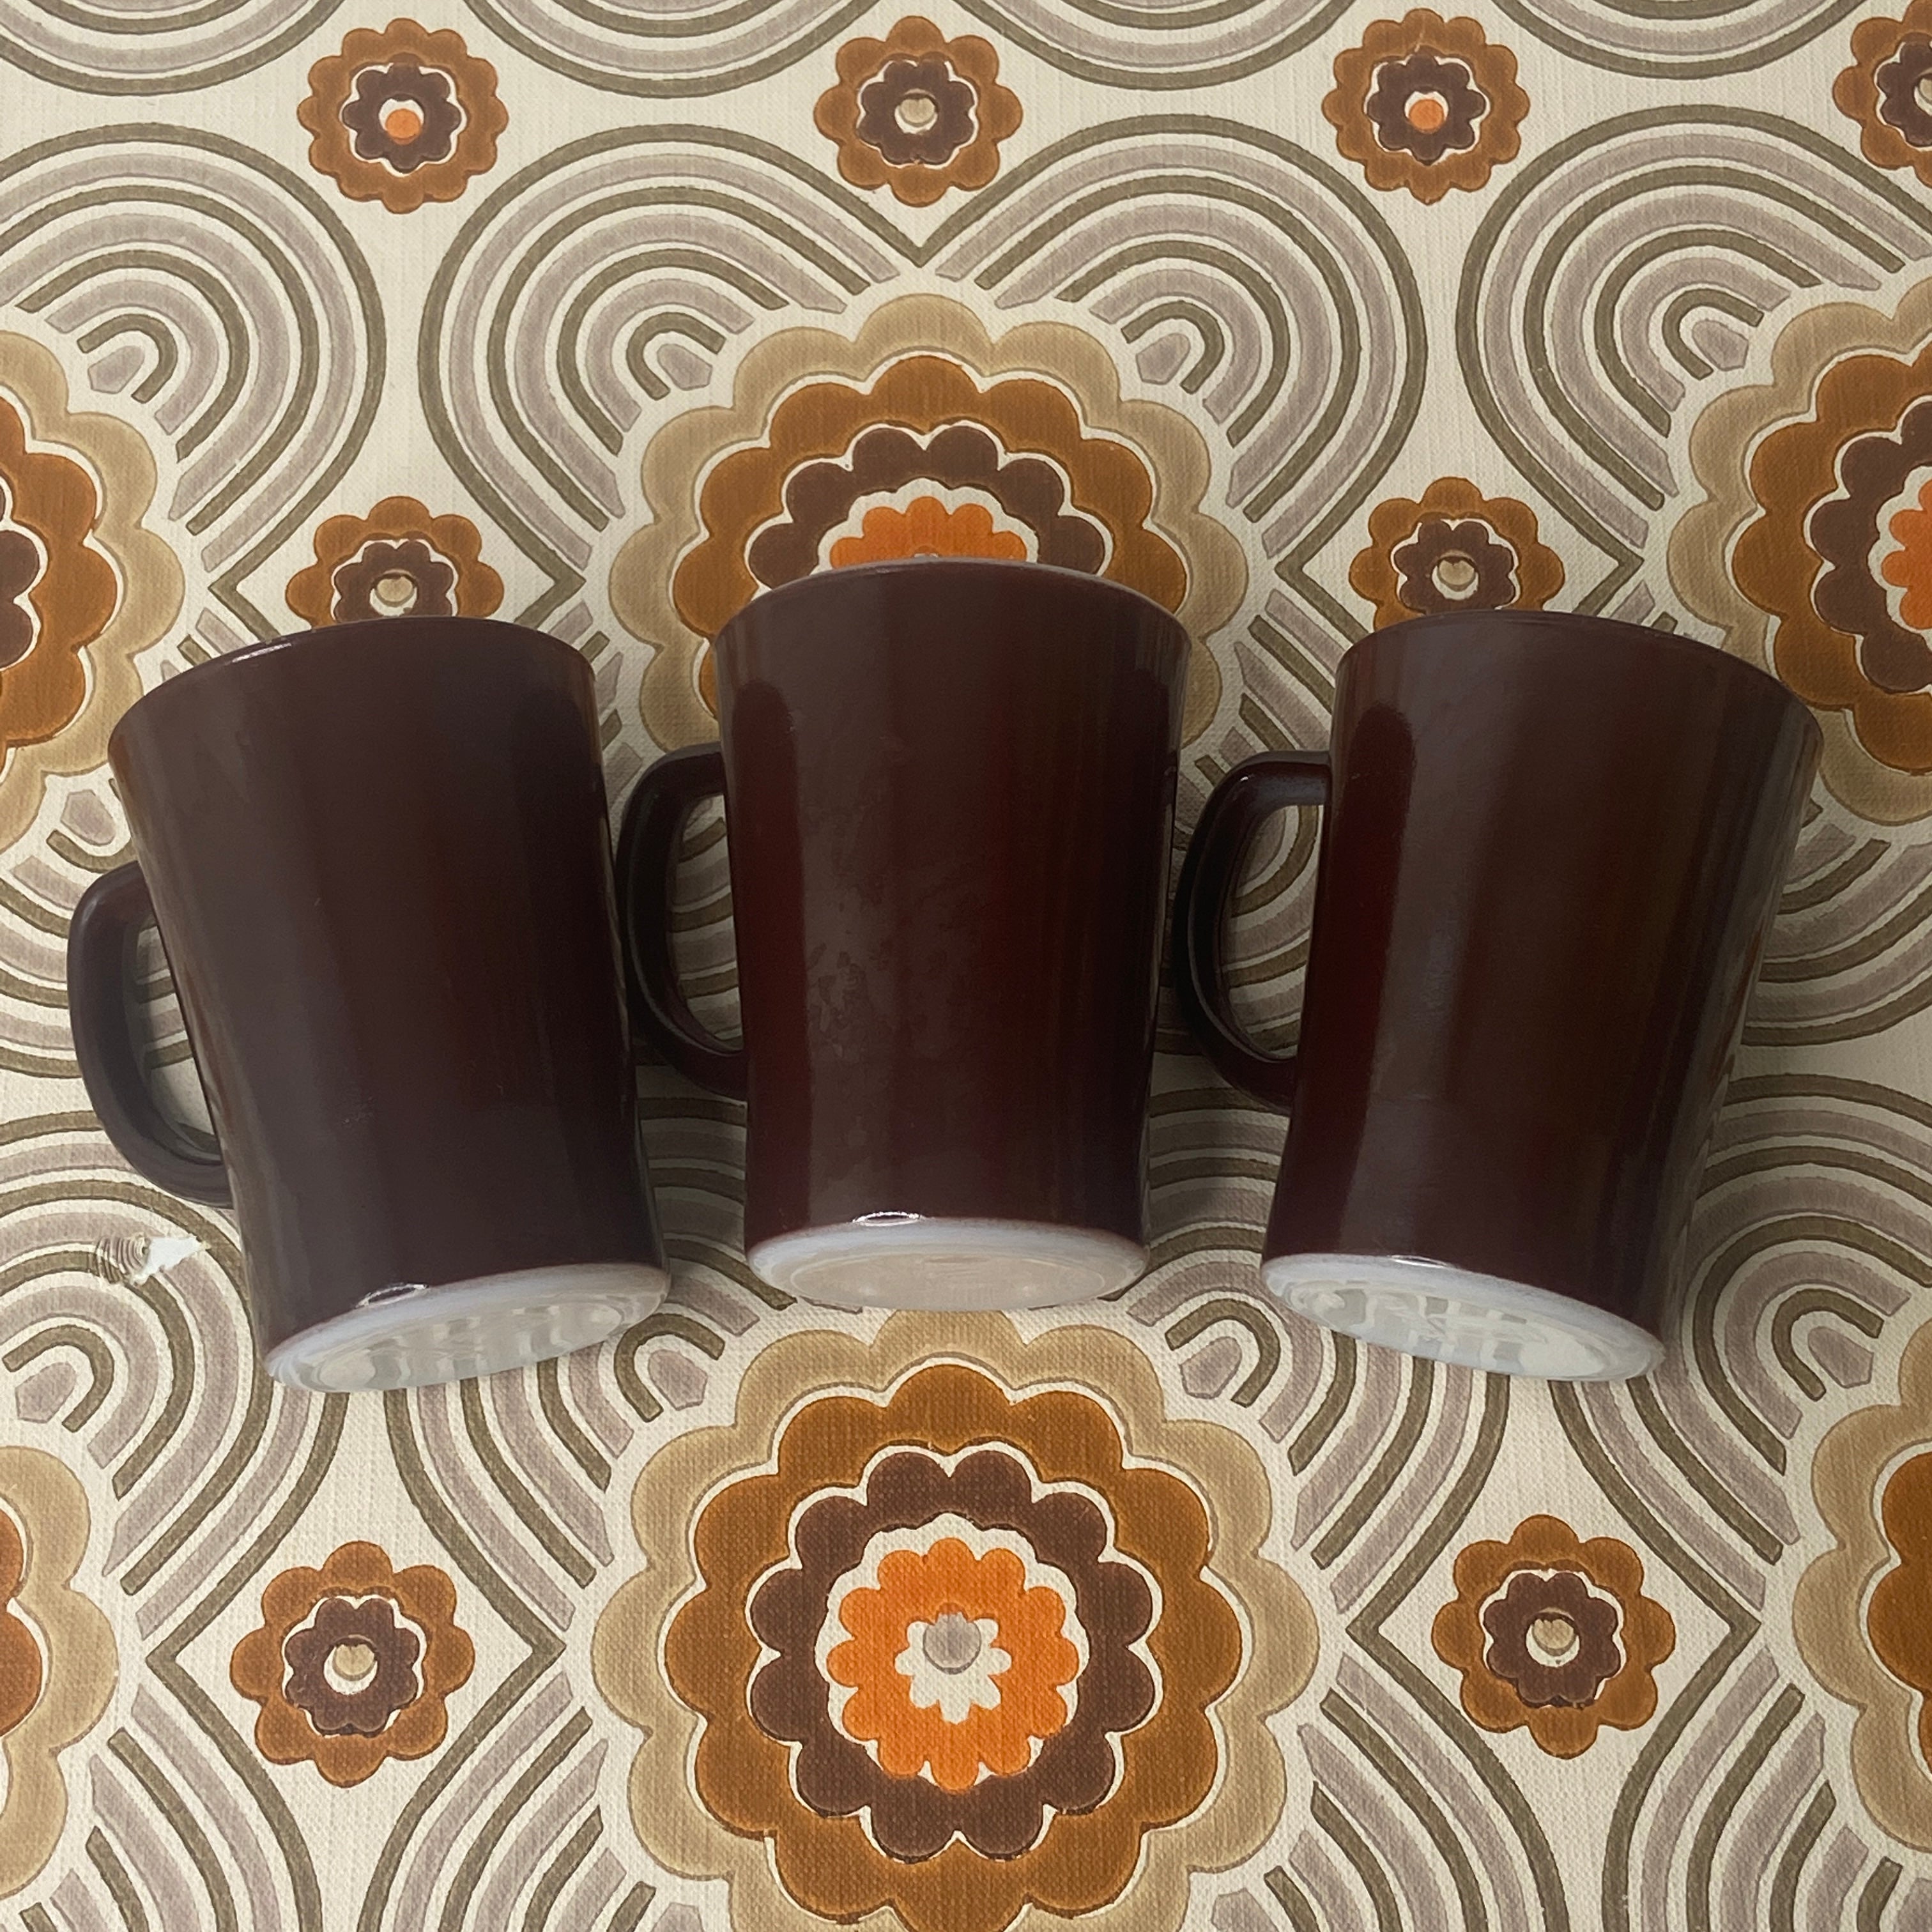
[298,19,507,213]
[0,1447,115,1898]
[592,1315,1317,1932]
[230,1541,473,1786]
[1432,1514,1675,1758]
[285,496,503,627]
[1795,1314,1932,1848]
[1325,11,1528,203]
[1349,477,1564,625]
[1671,280,1932,823]
[816,16,1022,206]
[1836,0,1932,187]
[0,332,179,853]
[613,295,1243,749]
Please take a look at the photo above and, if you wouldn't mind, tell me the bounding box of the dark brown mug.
[618,558,1188,1308]
[1172,610,1820,1380]
[67,618,667,1392]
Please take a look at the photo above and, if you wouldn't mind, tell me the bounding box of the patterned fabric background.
[0,3,1930,1927]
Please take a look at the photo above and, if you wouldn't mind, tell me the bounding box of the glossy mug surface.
[1172,610,1821,1380]
[67,618,667,1392]
[620,558,1189,1309]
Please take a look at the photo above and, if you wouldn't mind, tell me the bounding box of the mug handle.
[66,862,233,1206]
[1171,749,1332,1107]
[614,743,748,1101]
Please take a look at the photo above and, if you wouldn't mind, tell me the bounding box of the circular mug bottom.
[1261,1252,1662,1381]
[749,1217,1146,1310]
[264,1261,668,1393]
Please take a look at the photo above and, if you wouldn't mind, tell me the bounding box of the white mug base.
[1261,1252,1662,1381]
[264,1261,669,1393]
[749,1218,1147,1310]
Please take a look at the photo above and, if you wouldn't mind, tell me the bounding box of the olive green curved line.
[436,1710,594,1932]
[1658,286,1763,383]
[1485,0,1864,79]
[1724,1069,1932,1130]
[1778,838,1888,915]
[1264,1864,1322,1932]
[619,310,731,413]
[22,1905,56,1932]
[362,1391,567,1932]
[1162,1297,1280,1406]
[536,1355,610,1491]
[1146,1222,1273,1268]
[1526,167,1864,516]
[1593,228,1814,438]
[87,1825,151,1932]
[1770,1287,1884,1402]
[22,246,250,461]
[1311,1781,1403,1932]
[73,310,180,404]
[952,0,1354,89]
[459,1377,595,1588]
[1057,234,1292,447]
[1746,972,1932,1049]
[0,0,339,95]
[489,185,877,533]
[1120,298,1227,395]
[1312,1354,1433,1568]
[1686,1683,1803,1932]
[3,1321,114,1429]
[1551,1381,1756,1932]
[1770,1784,1834,1932]
[0,879,69,938]
[463,0,871,98]
[47,831,129,876]
[1045,0,1296,26]
[1324,1690,1489,1932]
[606,1883,656,1932]
[1247,613,1340,710]
[637,1309,728,1358]
[524,0,811,38]
[1761,873,1932,984]
[31,0,257,36]
[1460,109,1932,600]
[0,955,71,1007]
[1627,1376,1782,1562]
[524,1810,601,1932]
[1346,1377,1569,1929]
[1149,1086,1272,1117]
[1149,1154,1283,1190]
[112,1724,237,1928]
[1857,1859,1903,1929]
[0,1111,98,1146]
[612,1328,663,1424]
[1287,1330,1358,1475]
[1706,1144,1932,1238]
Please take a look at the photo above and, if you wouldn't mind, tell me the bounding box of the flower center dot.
[922,1609,983,1674]
[1432,553,1479,598]
[372,571,418,613]
[381,101,424,144]
[1529,1613,1578,1662]
[330,1640,377,1683]
[1406,91,1449,133]
[894,91,940,134]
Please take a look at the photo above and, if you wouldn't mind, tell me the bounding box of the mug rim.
[108,616,592,753]
[714,555,1189,645]
[1354,607,1823,747]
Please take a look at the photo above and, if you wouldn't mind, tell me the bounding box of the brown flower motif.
[816,17,1022,206]
[231,1542,473,1786]
[1837,1,1932,186]
[285,496,503,627]
[0,1514,41,1740]
[614,296,1243,749]
[1349,477,1564,625]
[1432,1515,1675,1757]
[298,19,507,213]
[1326,11,1528,203]
[594,1315,1317,1932]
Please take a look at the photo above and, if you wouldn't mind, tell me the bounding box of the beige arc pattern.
[0,3,1928,1929]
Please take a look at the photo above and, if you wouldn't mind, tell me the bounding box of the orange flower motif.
[1350,476,1564,625]
[231,1541,473,1786]
[829,497,1028,569]
[1882,482,1932,631]
[816,17,1022,207]
[1325,11,1528,203]
[286,495,503,627]
[0,1514,40,1738]
[829,1538,1078,1791]
[1868,1449,1932,1775]
[1836,0,1932,188]
[1432,1515,1675,1757]
[298,19,507,213]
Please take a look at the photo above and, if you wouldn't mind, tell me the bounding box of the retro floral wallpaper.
[0,1,1927,1926]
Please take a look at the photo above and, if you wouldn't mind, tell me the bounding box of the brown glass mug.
[1172,610,1820,1380]
[67,618,667,1392]
[618,558,1189,1308]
